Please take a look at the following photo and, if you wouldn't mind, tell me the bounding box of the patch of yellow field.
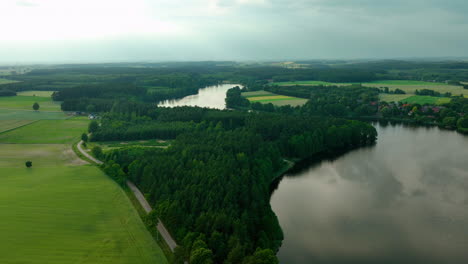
[248,95,294,101]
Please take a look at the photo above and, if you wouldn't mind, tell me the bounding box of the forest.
[92,104,377,264]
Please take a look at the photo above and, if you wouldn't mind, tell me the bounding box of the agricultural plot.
[379,94,412,102]
[0,144,86,167]
[271,80,339,86]
[0,78,18,85]
[242,91,308,106]
[0,119,89,144]
[0,112,167,263]
[17,90,55,97]
[88,139,170,153]
[401,96,452,105]
[241,90,275,98]
[0,95,62,111]
[0,120,35,133]
[0,166,168,264]
[0,109,69,120]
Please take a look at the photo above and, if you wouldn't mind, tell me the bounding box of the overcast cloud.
[1,0,468,63]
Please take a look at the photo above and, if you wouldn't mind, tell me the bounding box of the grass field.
[271,80,339,86]
[0,120,35,133]
[379,94,412,102]
[242,91,308,106]
[0,109,69,120]
[0,111,168,263]
[0,120,89,144]
[241,90,275,97]
[0,166,168,264]
[0,78,18,85]
[17,91,55,97]
[0,96,62,111]
[400,96,452,105]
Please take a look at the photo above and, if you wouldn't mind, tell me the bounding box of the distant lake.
[271,123,468,264]
[157,84,241,109]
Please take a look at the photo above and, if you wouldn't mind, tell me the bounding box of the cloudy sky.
[1,0,468,63]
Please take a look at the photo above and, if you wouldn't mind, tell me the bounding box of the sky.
[1,0,468,63]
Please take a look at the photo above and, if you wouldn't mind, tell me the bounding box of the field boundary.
[76,139,179,253]
[0,120,38,135]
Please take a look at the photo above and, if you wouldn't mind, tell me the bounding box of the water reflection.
[271,124,468,264]
[157,84,241,109]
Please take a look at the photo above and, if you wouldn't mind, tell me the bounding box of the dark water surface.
[271,123,468,264]
[157,84,241,109]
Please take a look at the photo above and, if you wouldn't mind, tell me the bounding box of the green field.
[0,95,62,111]
[0,109,69,120]
[0,112,168,263]
[271,80,338,86]
[0,120,89,144]
[242,91,308,106]
[241,90,275,97]
[0,120,35,133]
[401,96,452,105]
[0,78,18,85]
[379,94,412,102]
[17,91,55,97]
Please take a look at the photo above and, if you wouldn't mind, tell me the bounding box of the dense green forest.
[93,104,377,264]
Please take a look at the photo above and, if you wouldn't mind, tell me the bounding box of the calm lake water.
[157,84,241,109]
[271,123,468,264]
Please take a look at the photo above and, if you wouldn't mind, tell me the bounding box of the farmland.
[242,90,308,106]
[0,109,69,120]
[0,105,167,263]
[0,95,62,111]
[0,78,18,85]
[400,95,452,105]
[17,90,55,97]
[0,120,36,133]
[0,119,89,144]
[272,80,468,97]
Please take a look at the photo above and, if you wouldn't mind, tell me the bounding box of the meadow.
[0,119,89,144]
[0,109,69,120]
[400,95,452,105]
[0,95,62,111]
[242,90,308,106]
[0,120,36,133]
[17,90,55,97]
[0,78,18,85]
[0,166,167,264]
[0,114,168,263]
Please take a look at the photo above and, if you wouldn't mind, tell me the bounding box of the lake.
[271,123,468,264]
[157,84,241,109]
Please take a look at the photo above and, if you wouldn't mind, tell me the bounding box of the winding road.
[76,140,178,251]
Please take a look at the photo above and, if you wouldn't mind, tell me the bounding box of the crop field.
[17,91,55,97]
[271,80,340,86]
[379,94,412,102]
[0,119,89,144]
[242,91,308,106]
[0,78,18,85]
[0,111,167,263]
[0,120,35,133]
[0,166,167,264]
[400,96,452,105]
[241,90,275,97]
[0,109,69,120]
[0,95,62,111]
